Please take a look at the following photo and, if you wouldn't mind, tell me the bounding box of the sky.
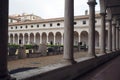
[9,0,100,19]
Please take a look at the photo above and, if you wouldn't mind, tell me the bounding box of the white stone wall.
[8,16,108,48]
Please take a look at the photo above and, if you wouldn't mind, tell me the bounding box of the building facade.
[8,13,109,48]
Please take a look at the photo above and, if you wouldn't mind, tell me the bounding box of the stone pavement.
[8,51,89,71]
[74,55,120,80]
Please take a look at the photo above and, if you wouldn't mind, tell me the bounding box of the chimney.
[85,10,88,15]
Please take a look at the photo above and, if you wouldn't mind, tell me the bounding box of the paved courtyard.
[8,49,100,73]
[8,51,89,71]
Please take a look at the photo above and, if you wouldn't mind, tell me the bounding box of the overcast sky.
[9,0,100,19]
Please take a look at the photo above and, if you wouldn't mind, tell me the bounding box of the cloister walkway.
[75,55,120,80]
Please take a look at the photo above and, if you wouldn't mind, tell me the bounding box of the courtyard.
[8,51,88,72]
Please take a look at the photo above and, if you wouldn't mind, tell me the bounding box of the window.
[37,24,39,27]
[31,25,33,28]
[11,27,13,29]
[50,23,52,27]
[20,26,22,29]
[95,20,97,23]
[26,25,28,28]
[57,23,60,26]
[83,21,86,25]
[43,24,46,27]
[74,22,77,25]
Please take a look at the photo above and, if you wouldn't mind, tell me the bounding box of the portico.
[0,0,120,79]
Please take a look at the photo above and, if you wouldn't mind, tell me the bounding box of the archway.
[14,34,18,44]
[48,32,54,45]
[24,33,28,45]
[30,33,34,44]
[36,33,40,44]
[80,31,88,46]
[10,34,13,44]
[74,31,79,46]
[19,33,23,44]
[55,32,62,45]
[42,32,47,44]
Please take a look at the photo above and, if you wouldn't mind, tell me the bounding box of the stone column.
[100,13,106,54]
[8,35,10,44]
[107,20,112,52]
[28,35,30,44]
[46,35,48,45]
[34,35,36,44]
[54,36,56,45]
[63,0,76,64]
[116,22,119,50]
[0,0,10,79]
[23,35,25,45]
[78,34,81,42]
[119,28,120,49]
[40,35,42,44]
[13,35,15,44]
[87,0,97,57]
[112,22,116,51]
[61,35,63,45]
[17,35,19,45]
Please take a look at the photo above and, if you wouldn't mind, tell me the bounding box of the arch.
[30,33,34,44]
[95,31,99,48]
[19,33,23,44]
[14,34,18,44]
[55,32,62,45]
[74,31,79,46]
[35,32,40,44]
[48,32,54,45]
[24,33,28,45]
[42,32,47,44]
[80,31,88,46]
[10,34,13,44]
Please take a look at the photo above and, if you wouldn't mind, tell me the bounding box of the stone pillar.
[78,34,81,42]
[87,0,97,57]
[63,0,76,64]
[18,35,19,45]
[23,35,25,45]
[40,35,42,44]
[34,35,36,44]
[107,20,112,52]
[46,35,48,45]
[119,28,120,49]
[61,35,63,45]
[100,13,106,54]
[116,22,119,50]
[112,22,116,51]
[0,0,10,79]
[54,36,56,45]
[8,36,10,44]
[28,35,30,44]
[13,35,15,44]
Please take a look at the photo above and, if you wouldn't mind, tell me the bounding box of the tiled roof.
[9,14,100,26]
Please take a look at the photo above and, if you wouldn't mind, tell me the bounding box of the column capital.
[87,1,97,6]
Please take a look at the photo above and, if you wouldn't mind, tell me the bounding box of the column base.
[112,49,116,52]
[86,53,97,58]
[107,51,112,53]
[63,59,77,64]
